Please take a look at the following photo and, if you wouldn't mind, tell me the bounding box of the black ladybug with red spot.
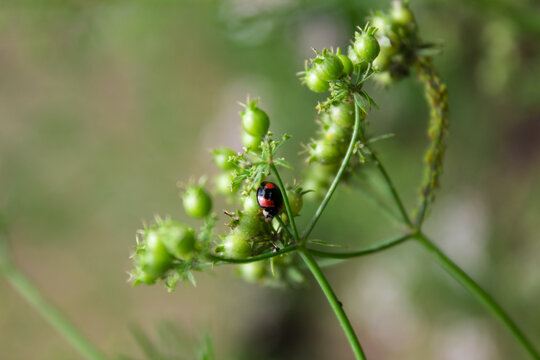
[256,181,283,222]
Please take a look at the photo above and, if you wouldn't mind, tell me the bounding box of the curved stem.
[301,94,363,242]
[299,249,367,360]
[1,264,106,360]
[307,233,413,259]
[208,244,299,264]
[270,163,300,241]
[368,149,413,228]
[415,232,540,360]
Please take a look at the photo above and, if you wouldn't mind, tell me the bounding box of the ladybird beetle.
[256,181,283,222]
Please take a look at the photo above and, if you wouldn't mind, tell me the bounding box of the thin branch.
[307,233,413,259]
[2,265,106,360]
[270,163,300,241]
[299,249,367,360]
[368,149,413,228]
[415,232,540,360]
[301,93,363,242]
[207,244,299,264]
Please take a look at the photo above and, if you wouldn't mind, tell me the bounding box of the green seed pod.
[336,48,353,75]
[134,231,174,285]
[372,54,391,72]
[183,185,212,218]
[391,1,416,27]
[236,211,263,239]
[157,221,196,260]
[212,147,236,171]
[132,267,159,285]
[241,130,262,151]
[329,101,356,127]
[347,45,361,64]
[303,69,330,93]
[372,42,396,72]
[241,102,270,137]
[222,230,252,259]
[310,138,342,164]
[286,190,303,216]
[243,193,260,214]
[312,50,344,81]
[323,122,351,143]
[371,13,394,34]
[238,261,267,283]
[354,32,380,63]
[215,172,234,195]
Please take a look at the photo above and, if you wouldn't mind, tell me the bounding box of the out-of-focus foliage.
[0,0,539,359]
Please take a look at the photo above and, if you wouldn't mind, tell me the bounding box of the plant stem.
[415,232,540,360]
[368,149,413,228]
[301,93,363,242]
[1,264,106,360]
[308,233,413,259]
[208,244,299,264]
[299,249,367,360]
[270,163,300,241]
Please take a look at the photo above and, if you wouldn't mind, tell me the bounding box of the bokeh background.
[1,0,539,359]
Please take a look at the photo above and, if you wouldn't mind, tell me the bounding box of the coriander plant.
[1,2,538,360]
[126,2,538,359]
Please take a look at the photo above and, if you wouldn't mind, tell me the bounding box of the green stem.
[301,93,363,242]
[308,233,413,259]
[415,232,540,360]
[208,244,299,264]
[1,264,106,360]
[368,149,413,228]
[299,249,367,360]
[269,163,300,241]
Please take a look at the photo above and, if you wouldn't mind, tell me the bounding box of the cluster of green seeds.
[369,1,420,84]
[300,26,381,196]
[130,0,423,289]
[130,99,306,288]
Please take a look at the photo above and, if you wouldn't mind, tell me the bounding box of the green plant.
[1,1,538,360]
[124,2,539,359]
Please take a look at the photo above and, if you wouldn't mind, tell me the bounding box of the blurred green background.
[1,0,539,359]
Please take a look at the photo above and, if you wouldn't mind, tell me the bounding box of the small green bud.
[312,49,344,81]
[212,147,236,171]
[222,230,252,259]
[329,101,356,127]
[336,48,353,75]
[238,261,267,283]
[286,190,303,216]
[354,30,380,63]
[241,101,270,137]
[183,185,212,218]
[303,69,330,93]
[241,130,262,151]
[391,1,416,27]
[157,221,196,260]
[243,193,260,214]
[215,172,234,195]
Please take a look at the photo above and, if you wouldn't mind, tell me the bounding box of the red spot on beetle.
[258,198,274,207]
